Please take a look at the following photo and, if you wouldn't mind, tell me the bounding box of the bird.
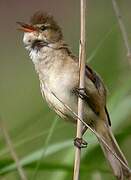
[17,11,131,179]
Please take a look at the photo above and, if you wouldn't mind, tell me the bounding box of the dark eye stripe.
[40,25,58,31]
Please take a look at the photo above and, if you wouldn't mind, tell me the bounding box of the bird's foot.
[73,88,88,100]
[74,137,88,148]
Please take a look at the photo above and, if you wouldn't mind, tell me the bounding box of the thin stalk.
[0,119,28,180]
[112,0,131,65]
[73,0,86,180]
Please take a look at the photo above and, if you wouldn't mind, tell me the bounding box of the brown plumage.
[30,11,61,31]
[30,11,53,24]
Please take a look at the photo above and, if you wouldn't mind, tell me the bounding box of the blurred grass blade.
[0,140,72,175]
[32,116,58,180]
[0,124,64,158]
[0,160,110,173]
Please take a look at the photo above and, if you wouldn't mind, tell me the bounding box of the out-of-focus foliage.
[0,0,131,179]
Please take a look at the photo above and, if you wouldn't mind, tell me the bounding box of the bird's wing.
[85,65,111,126]
[85,65,105,94]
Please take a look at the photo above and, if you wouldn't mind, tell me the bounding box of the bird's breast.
[40,64,78,118]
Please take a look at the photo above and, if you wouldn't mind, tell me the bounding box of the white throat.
[29,48,42,64]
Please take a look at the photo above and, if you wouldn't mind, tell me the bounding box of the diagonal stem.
[112,0,131,65]
[0,118,28,180]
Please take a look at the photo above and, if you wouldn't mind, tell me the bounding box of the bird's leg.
[74,125,88,148]
[73,87,88,148]
[82,125,88,135]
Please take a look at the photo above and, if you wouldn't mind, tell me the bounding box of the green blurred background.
[0,0,131,179]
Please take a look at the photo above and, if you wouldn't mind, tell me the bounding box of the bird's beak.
[17,22,37,32]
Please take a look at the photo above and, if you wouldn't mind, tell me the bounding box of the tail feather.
[96,122,131,179]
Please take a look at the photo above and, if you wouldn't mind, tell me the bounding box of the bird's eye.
[40,25,47,31]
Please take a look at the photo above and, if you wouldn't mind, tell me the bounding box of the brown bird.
[17,12,131,179]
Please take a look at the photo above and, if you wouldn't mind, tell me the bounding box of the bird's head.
[17,12,63,50]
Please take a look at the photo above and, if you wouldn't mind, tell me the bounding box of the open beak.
[17,22,37,32]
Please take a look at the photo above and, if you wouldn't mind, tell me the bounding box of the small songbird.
[17,12,131,179]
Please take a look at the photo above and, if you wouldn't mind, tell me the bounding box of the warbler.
[17,12,131,179]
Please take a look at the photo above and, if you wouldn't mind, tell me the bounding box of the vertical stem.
[73,0,86,180]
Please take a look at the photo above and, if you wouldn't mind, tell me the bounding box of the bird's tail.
[96,121,131,179]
